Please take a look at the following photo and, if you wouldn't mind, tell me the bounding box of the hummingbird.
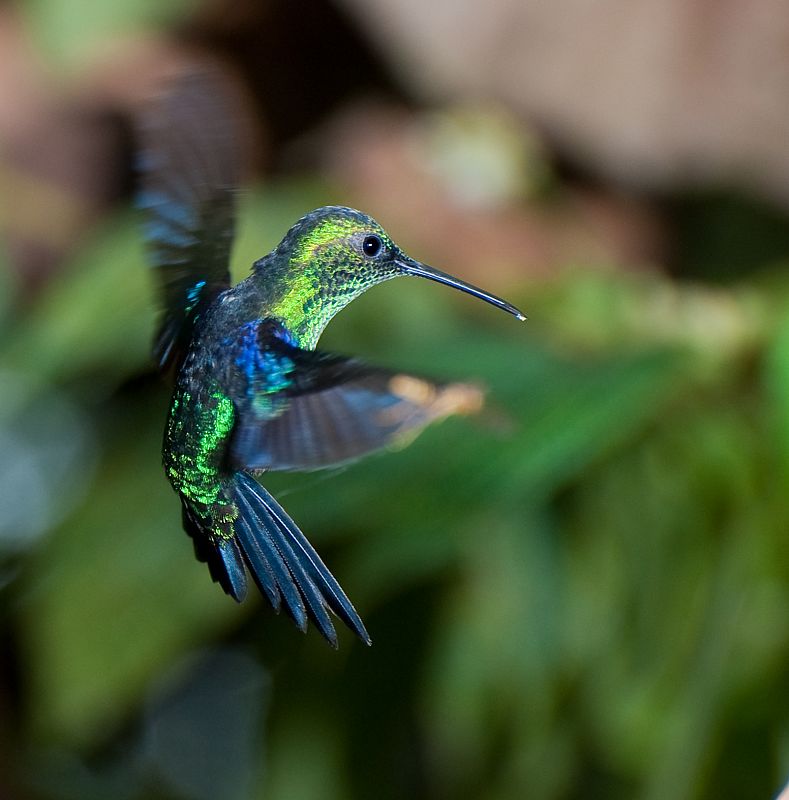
[137,73,525,648]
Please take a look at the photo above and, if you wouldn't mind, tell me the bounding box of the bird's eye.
[362,235,382,257]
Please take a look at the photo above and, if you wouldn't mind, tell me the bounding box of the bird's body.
[138,74,524,647]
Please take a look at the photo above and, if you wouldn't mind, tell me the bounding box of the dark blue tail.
[221,472,370,647]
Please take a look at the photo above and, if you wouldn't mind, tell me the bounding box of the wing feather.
[136,68,252,371]
[230,320,485,472]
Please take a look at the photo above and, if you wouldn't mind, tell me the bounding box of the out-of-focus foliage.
[2,177,789,799]
[23,0,200,68]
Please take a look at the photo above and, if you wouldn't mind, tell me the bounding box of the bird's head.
[259,206,524,348]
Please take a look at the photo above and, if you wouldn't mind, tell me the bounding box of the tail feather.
[182,502,247,602]
[235,478,337,647]
[215,538,248,603]
[233,472,371,646]
[232,513,281,613]
[233,490,307,631]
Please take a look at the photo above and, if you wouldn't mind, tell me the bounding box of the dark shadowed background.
[1,1,789,798]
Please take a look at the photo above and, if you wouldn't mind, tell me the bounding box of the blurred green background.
[2,1,789,798]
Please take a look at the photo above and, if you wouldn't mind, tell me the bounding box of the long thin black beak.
[395,255,526,321]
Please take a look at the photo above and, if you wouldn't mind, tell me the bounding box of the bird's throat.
[264,274,357,350]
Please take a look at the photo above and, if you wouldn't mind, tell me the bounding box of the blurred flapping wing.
[137,69,249,371]
[230,320,485,471]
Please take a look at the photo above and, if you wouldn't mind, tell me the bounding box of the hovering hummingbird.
[137,73,525,647]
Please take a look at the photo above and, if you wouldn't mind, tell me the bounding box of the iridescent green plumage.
[164,387,237,537]
[138,73,525,647]
[252,212,398,348]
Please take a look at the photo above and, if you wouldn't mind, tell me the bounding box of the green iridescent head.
[258,206,525,348]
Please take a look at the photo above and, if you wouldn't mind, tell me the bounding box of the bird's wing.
[229,319,485,471]
[136,69,249,371]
